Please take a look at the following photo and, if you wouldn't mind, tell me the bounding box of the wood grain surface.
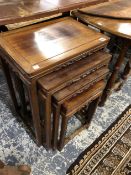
[79,0,131,19]
[72,11,131,39]
[0,0,108,25]
[0,17,109,77]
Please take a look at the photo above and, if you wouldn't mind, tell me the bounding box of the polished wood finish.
[38,51,111,92]
[0,17,109,77]
[49,0,108,13]
[79,0,131,19]
[72,11,131,40]
[0,0,108,25]
[52,66,110,150]
[72,11,131,105]
[0,0,58,25]
[0,17,109,149]
[38,51,111,149]
[53,67,109,104]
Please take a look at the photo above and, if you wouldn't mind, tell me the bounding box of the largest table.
[0,0,107,26]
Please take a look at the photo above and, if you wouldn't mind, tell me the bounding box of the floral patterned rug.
[0,69,131,175]
[67,105,131,175]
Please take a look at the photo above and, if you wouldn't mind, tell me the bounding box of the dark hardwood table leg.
[43,95,52,149]
[58,116,68,151]
[52,105,61,150]
[12,73,28,115]
[122,60,131,80]
[99,39,129,106]
[27,81,42,146]
[117,60,131,91]
[85,97,100,124]
[0,58,19,111]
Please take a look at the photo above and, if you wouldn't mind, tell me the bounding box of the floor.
[0,69,131,175]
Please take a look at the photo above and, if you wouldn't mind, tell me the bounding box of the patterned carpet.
[0,69,131,175]
[67,106,131,175]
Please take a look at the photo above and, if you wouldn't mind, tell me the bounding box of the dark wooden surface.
[0,0,108,25]
[0,17,109,77]
[62,80,106,116]
[38,51,111,92]
[73,11,131,39]
[79,0,131,19]
[53,67,109,103]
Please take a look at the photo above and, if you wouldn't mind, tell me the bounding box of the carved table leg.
[99,39,129,106]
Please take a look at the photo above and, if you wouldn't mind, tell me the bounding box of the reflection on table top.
[0,17,109,77]
[0,0,107,25]
[73,11,131,39]
[79,0,131,19]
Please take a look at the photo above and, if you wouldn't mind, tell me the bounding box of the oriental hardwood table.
[72,5,131,105]
[0,0,108,27]
[80,0,131,19]
[0,17,109,149]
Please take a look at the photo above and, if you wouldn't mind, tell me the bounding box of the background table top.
[73,11,131,40]
[79,0,131,19]
[0,0,107,25]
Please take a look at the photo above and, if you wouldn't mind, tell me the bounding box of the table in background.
[0,0,108,26]
[72,9,131,105]
[80,0,131,19]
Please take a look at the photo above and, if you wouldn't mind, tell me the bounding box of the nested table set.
[72,0,131,105]
[0,17,111,150]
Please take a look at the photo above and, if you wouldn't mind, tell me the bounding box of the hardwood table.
[72,11,131,105]
[0,17,109,148]
[80,0,131,19]
[0,0,108,27]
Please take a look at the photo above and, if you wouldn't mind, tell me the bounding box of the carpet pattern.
[66,106,131,175]
[0,68,131,175]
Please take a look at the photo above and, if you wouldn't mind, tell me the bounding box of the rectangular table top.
[80,0,131,19]
[0,0,108,25]
[0,17,109,78]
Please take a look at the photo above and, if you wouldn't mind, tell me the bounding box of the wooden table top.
[79,0,131,19]
[0,0,108,25]
[0,17,109,77]
[73,11,131,40]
